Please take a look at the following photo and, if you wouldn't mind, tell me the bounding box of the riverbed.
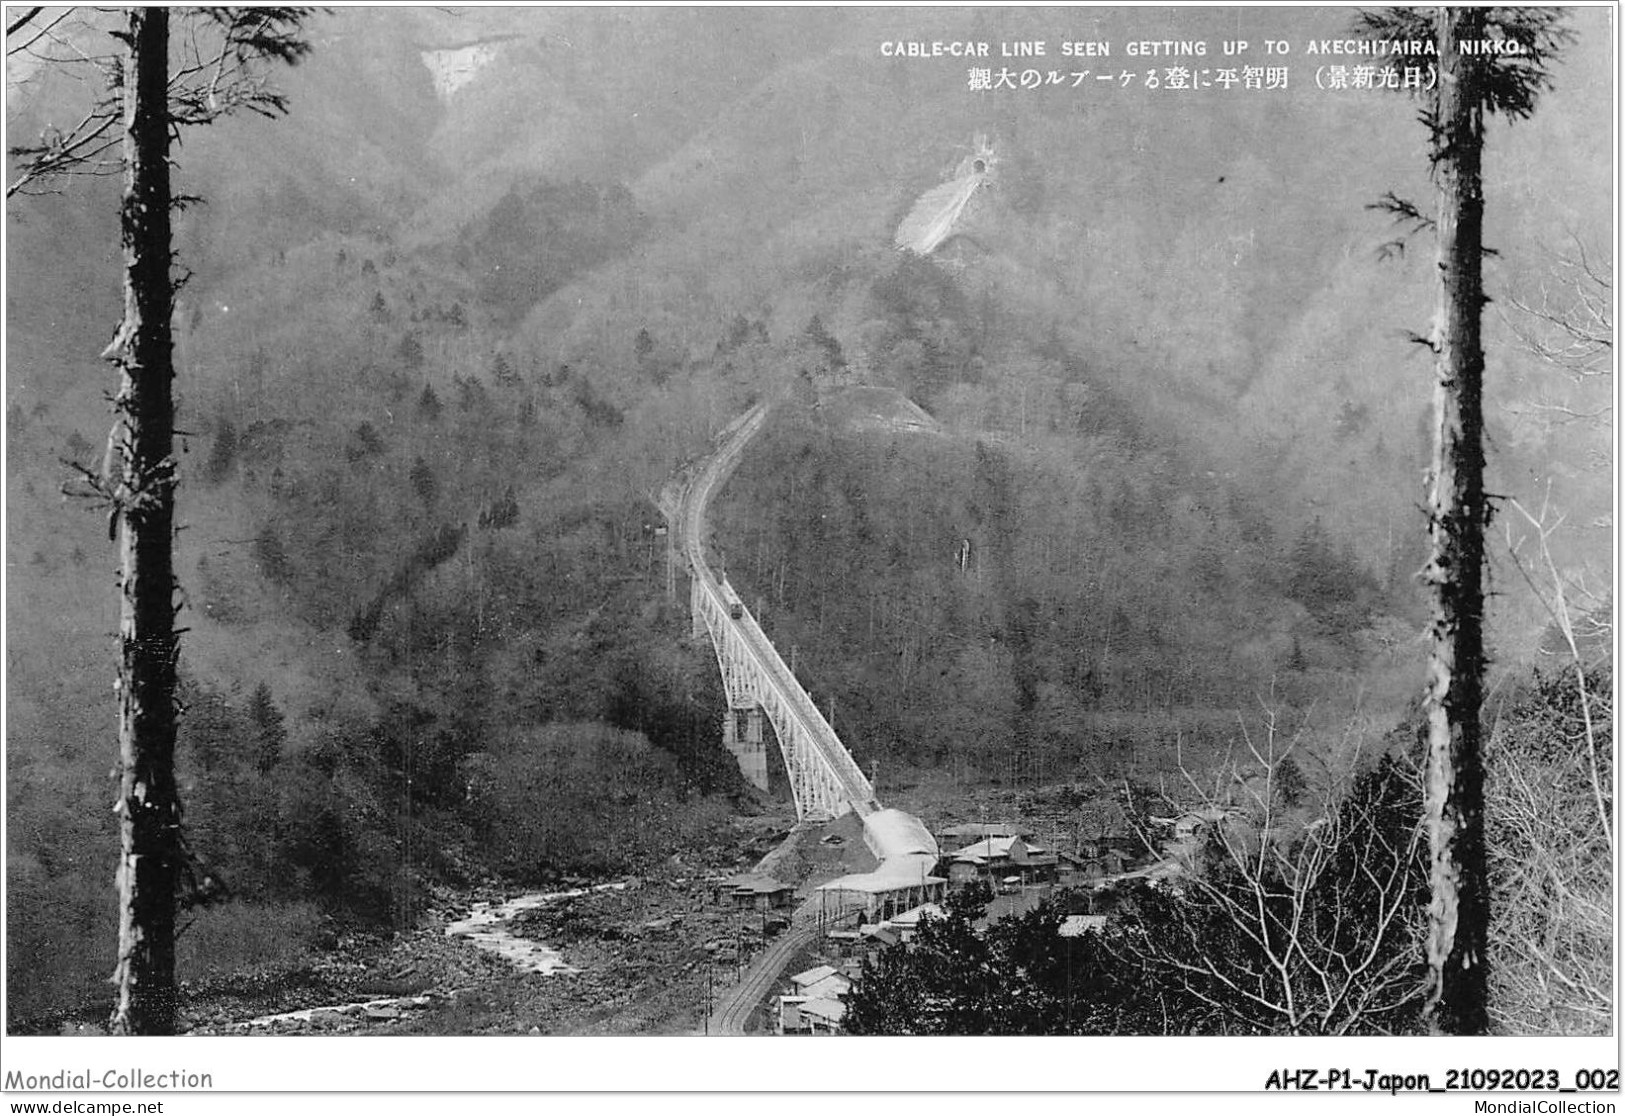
[443,882,631,974]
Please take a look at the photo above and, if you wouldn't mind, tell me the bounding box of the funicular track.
[672,400,945,1035]
[675,402,880,822]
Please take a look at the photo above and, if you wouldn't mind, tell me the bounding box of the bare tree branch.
[1503,495,1611,857]
[7,6,312,197]
[7,6,45,38]
[1113,707,1427,1035]
[1501,236,1613,382]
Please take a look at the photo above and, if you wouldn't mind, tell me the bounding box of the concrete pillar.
[722,706,768,792]
[741,707,768,792]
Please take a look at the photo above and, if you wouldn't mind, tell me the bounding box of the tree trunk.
[1420,5,1491,1036]
[108,7,180,1036]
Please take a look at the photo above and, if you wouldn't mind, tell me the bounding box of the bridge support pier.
[722,707,769,792]
[689,535,876,821]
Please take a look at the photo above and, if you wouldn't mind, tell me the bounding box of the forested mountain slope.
[6,7,1609,1025]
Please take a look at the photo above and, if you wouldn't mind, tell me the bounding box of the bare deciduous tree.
[1485,669,1613,1034]
[8,7,309,197]
[1488,496,1613,1035]
[1485,42,1612,1040]
[1114,711,1428,1035]
[1504,236,1613,382]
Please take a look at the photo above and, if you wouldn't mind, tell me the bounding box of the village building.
[857,923,901,958]
[788,964,838,992]
[884,902,944,943]
[1151,805,1235,864]
[933,821,1034,848]
[822,927,864,959]
[816,809,947,926]
[946,834,1059,888]
[799,973,852,1004]
[720,873,796,911]
[1059,914,1110,937]
[1064,835,1146,879]
[778,965,854,1035]
[778,994,846,1034]
[816,861,947,925]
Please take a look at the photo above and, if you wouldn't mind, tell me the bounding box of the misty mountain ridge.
[8,6,1608,746]
[4,7,1610,1025]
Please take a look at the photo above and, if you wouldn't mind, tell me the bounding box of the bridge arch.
[692,574,877,820]
[674,402,878,822]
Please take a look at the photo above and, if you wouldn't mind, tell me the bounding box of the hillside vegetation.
[5,7,1610,1028]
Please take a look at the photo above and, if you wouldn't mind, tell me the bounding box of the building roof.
[790,964,838,989]
[1057,851,1093,867]
[1151,806,1231,840]
[886,903,944,929]
[1087,859,1184,890]
[952,835,1048,862]
[726,873,793,894]
[860,925,901,947]
[937,822,1030,843]
[800,998,847,1025]
[863,809,940,860]
[1059,915,1109,937]
[800,974,851,1002]
[817,854,945,895]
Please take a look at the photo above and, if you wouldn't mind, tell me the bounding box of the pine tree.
[396,332,425,371]
[9,5,311,1035]
[103,11,184,1033]
[346,420,384,462]
[490,350,520,388]
[456,374,487,412]
[417,383,442,421]
[1358,5,1571,1035]
[805,313,847,374]
[409,455,437,507]
[202,416,238,483]
[248,682,287,775]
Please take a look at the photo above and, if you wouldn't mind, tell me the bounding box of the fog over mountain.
[4,6,1612,1042]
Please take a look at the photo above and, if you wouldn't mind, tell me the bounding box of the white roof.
[800,998,847,1024]
[863,808,940,860]
[790,965,837,988]
[952,835,1023,861]
[886,903,944,929]
[800,975,851,1002]
[818,854,946,895]
[1059,915,1108,937]
[727,874,792,893]
[938,822,1028,840]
